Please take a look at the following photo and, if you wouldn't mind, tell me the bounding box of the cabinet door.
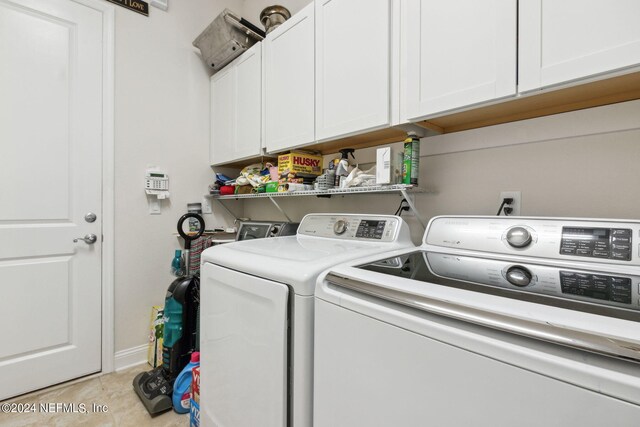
[519,0,640,92]
[402,0,516,121]
[264,3,315,153]
[316,0,391,142]
[234,43,262,161]
[210,66,236,165]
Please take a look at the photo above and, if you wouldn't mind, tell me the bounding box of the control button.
[576,249,591,256]
[612,244,630,251]
[505,266,533,287]
[611,277,631,285]
[506,227,532,248]
[333,220,348,235]
[560,248,576,255]
[592,250,609,258]
[611,289,632,298]
[592,281,608,290]
[612,229,631,237]
[612,236,631,243]
[611,251,631,261]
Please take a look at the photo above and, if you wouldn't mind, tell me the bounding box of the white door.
[200,263,289,427]
[210,66,236,165]
[0,0,103,400]
[234,43,262,161]
[315,0,391,142]
[519,0,640,92]
[402,0,517,121]
[264,2,315,153]
[210,44,262,166]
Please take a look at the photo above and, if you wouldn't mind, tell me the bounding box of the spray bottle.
[402,132,420,185]
[334,148,355,188]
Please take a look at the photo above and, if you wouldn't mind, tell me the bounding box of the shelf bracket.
[267,196,293,223]
[212,198,239,222]
[400,188,427,229]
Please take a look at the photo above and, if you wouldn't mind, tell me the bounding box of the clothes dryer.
[199,213,413,427]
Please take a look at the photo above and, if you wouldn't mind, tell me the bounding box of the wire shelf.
[206,184,428,200]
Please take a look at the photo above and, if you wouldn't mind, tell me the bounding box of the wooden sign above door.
[105,0,149,16]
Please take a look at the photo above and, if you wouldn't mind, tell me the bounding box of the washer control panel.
[426,216,640,266]
[298,214,409,243]
[425,252,640,312]
[560,271,632,304]
[560,227,632,261]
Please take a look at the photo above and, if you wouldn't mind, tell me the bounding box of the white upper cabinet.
[210,66,236,165]
[315,0,391,142]
[519,0,640,93]
[234,46,262,160]
[210,43,262,165]
[401,0,517,121]
[264,2,315,153]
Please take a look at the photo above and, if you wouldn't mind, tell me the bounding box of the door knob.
[73,234,98,244]
[84,212,97,223]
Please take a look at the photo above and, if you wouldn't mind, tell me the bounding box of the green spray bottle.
[402,132,420,185]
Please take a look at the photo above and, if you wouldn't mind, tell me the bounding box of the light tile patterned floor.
[0,365,190,426]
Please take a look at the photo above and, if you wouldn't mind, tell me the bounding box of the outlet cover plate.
[202,196,213,214]
[499,191,521,216]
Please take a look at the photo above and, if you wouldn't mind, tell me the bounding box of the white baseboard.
[114,344,149,371]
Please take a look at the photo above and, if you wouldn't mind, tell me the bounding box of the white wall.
[112,0,640,359]
[113,0,241,354]
[244,100,640,244]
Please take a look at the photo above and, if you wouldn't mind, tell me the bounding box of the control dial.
[333,219,348,235]
[506,226,532,248]
[505,266,532,287]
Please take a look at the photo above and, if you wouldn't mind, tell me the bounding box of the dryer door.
[201,263,289,427]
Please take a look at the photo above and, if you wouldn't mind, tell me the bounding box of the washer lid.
[201,235,413,295]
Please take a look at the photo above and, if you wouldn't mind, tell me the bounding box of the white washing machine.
[199,213,413,427]
[314,216,640,426]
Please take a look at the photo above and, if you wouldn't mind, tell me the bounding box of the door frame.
[72,0,116,374]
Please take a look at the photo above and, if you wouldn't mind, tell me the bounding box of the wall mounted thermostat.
[145,170,169,192]
[145,168,170,215]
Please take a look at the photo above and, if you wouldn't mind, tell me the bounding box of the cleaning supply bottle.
[403,132,420,185]
[171,249,183,276]
[334,148,355,188]
[172,351,200,413]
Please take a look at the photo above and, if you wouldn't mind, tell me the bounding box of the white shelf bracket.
[400,189,427,229]
[268,196,293,223]
[212,198,239,222]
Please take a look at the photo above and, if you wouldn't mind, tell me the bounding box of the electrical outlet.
[499,191,521,216]
[202,196,213,214]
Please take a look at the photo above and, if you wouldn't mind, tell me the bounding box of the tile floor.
[0,365,189,427]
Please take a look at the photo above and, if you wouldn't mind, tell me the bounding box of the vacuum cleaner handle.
[177,213,205,251]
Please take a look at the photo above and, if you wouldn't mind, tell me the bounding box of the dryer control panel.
[298,214,410,243]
